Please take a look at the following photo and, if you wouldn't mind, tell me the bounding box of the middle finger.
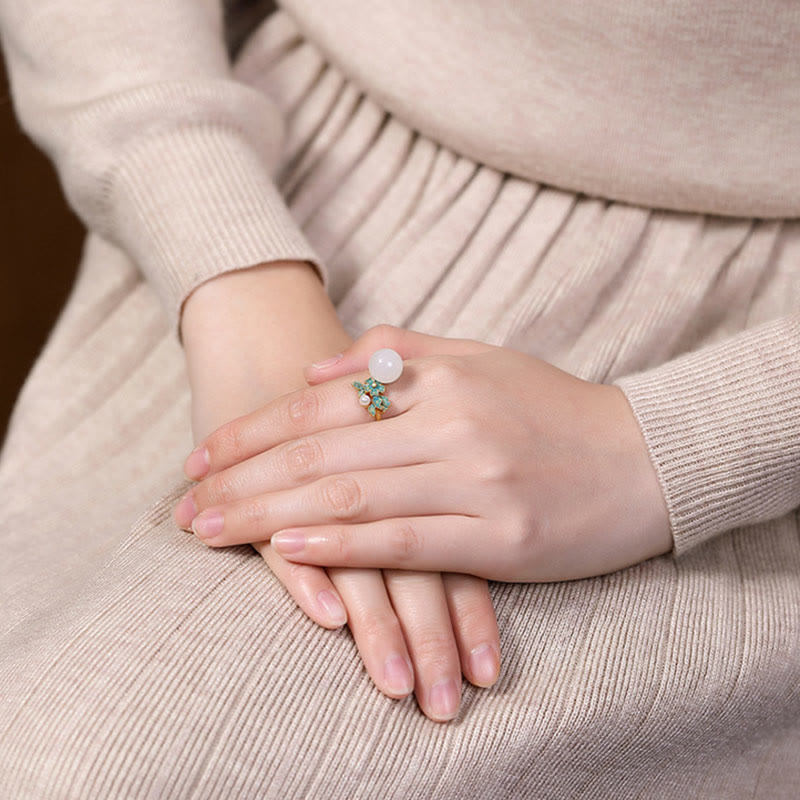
[177,411,430,527]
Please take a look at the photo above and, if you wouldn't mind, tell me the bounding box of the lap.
[0,234,193,630]
[2,467,799,797]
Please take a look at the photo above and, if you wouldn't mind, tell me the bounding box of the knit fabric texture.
[0,2,798,797]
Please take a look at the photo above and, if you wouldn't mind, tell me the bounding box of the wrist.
[609,384,673,559]
[180,259,352,403]
[179,260,323,342]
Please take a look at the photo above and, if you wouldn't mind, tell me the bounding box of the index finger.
[183,361,426,480]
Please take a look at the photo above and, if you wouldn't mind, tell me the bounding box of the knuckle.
[283,559,313,585]
[388,520,422,562]
[411,628,457,664]
[453,592,494,631]
[358,610,403,643]
[322,475,365,520]
[204,471,239,506]
[212,421,248,465]
[439,411,481,443]
[282,437,324,483]
[366,323,397,344]
[329,526,353,559]
[286,387,320,434]
[427,355,467,386]
[507,508,539,559]
[475,454,512,484]
[237,499,270,529]
[457,602,492,633]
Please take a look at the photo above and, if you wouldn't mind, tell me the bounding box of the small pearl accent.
[369,348,403,384]
[359,393,371,406]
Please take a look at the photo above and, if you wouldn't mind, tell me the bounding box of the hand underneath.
[178,323,673,584]
[175,268,501,721]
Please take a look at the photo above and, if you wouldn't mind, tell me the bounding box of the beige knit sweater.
[0,1,798,797]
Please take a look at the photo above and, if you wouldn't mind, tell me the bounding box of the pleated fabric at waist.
[267,0,800,219]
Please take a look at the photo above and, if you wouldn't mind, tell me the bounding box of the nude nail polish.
[429,678,459,720]
[184,446,209,480]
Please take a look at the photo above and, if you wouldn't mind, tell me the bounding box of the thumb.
[302,323,491,385]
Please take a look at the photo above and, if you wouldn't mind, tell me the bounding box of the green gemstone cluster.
[352,377,392,417]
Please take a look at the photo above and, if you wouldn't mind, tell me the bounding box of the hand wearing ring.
[177,323,671,583]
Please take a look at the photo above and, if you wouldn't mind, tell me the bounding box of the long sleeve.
[612,313,800,556]
[0,0,327,343]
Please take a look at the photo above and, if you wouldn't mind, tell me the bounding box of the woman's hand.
[177,270,501,721]
[178,324,673,583]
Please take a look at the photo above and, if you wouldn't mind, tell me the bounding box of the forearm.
[0,0,324,340]
[181,260,352,441]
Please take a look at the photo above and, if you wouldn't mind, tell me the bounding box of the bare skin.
[180,321,673,583]
[176,260,501,722]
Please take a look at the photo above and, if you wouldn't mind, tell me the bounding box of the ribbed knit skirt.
[1,8,799,799]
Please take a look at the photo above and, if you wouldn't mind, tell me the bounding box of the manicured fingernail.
[316,590,347,627]
[469,643,499,686]
[174,491,198,529]
[429,678,460,720]
[191,510,223,539]
[309,353,343,369]
[384,655,414,695]
[184,446,210,480]
[271,530,306,554]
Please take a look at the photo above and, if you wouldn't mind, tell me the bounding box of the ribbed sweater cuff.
[611,314,800,556]
[109,123,327,344]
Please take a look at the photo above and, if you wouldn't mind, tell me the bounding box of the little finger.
[270,514,494,577]
[188,465,474,548]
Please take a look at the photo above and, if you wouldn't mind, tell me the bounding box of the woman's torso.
[239,0,800,218]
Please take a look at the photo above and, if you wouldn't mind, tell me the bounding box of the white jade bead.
[368,348,403,384]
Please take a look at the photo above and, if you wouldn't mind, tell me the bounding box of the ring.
[352,348,404,421]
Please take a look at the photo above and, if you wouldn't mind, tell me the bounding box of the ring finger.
[383,570,463,722]
[188,462,476,547]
